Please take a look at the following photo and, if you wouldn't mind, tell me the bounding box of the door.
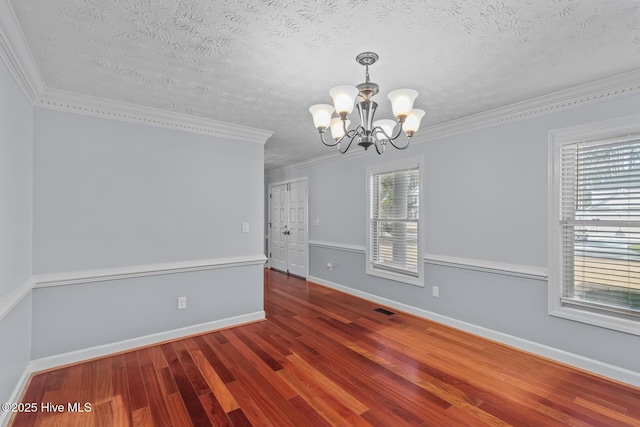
[287,180,307,277]
[269,179,308,277]
[270,183,288,273]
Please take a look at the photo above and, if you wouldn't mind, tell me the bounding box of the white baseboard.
[0,310,263,426]
[29,311,265,373]
[0,367,32,427]
[0,259,266,427]
[308,275,640,388]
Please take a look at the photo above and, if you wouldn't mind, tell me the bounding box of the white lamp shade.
[330,117,350,140]
[309,104,334,129]
[329,85,359,114]
[404,109,425,133]
[373,119,396,140]
[388,89,418,117]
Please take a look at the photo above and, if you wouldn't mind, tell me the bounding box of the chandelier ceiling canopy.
[309,52,425,155]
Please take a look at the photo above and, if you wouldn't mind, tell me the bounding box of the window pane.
[372,169,419,219]
[564,224,640,311]
[562,137,640,315]
[369,165,420,278]
[372,220,418,274]
[575,140,640,220]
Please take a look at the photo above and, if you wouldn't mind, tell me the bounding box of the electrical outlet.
[326,262,332,271]
[177,296,187,309]
[432,286,439,298]
[241,222,249,233]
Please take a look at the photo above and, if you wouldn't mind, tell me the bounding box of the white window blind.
[369,165,420,278]
[560,135,640,316]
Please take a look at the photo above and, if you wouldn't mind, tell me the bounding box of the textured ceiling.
[8,0,640,170]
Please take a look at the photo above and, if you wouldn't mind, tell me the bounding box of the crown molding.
[413,69,640,144]
[0,0,42,103]
[36,88,273,144]
[0,1,273,145]
[265,146,362,176]
[4,0,640,154]
[267,69,640,175]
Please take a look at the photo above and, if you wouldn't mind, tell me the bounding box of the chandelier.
[309,52,425,154]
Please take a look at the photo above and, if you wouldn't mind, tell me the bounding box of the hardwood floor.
[10,269,640,426]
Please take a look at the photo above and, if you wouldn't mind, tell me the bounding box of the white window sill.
[366,266,424,287]
[549,305,640,337]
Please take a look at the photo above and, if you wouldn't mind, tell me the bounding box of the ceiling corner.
[0,0,274,145]
[0,0,46,104]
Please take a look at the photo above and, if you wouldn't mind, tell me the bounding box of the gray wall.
[0,57,32,299]
[266,92,640,374]
[30,108,265,358]
[0,56,32,406]
[31,265,263,358]
[1,49,267,406]
[33,109,264,273]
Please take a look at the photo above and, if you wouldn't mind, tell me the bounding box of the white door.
[287,180,307,277]
[270,183,288,273]
[269,180,307,277]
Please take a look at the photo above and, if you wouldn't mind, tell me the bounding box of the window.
[366,158,423,286]
[549,116,640,335]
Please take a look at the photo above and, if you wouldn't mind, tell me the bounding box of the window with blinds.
[560,135,640,317]
[367,160,422,285]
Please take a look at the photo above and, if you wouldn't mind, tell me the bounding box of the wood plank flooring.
[9,269,640,426]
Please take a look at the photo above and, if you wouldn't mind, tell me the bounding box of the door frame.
[267,177,309,278]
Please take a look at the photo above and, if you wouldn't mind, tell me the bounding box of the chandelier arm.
[370,126,387,140]
[370,125,394,141]
[373,138,384,155]
[387,121,406,141]
[369,121,405,143]
[352,125,365,137]
[345,128,359,138]
[319,132,342,147]
[387,135,411,150]
[342,118,350,136]
[338,132,359,154]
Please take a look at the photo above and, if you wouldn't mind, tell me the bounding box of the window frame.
[548,114,640,336]
[366,157,424,287]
